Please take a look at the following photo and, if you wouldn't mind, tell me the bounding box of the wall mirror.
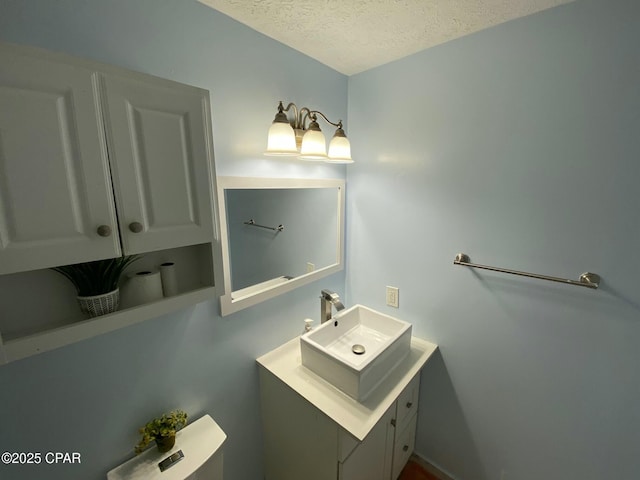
[217,177,345,315]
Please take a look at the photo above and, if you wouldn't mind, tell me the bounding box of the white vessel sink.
[300,304,412,401]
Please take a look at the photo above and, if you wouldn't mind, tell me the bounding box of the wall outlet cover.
[386,286,399,308]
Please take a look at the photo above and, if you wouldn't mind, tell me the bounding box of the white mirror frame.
[216,176,345,316]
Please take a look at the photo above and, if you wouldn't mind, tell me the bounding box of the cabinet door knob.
[390,418,396,427]
[129,222,143,233]
[406,401,413,409]
[403,445,409,452]
[97,225,112,237]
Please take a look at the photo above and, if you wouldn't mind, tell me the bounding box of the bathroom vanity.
[257,335,437,480]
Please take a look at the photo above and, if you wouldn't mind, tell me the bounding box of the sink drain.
[352,344,366,355]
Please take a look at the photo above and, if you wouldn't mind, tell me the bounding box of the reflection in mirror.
[227,188,338,292]
[217,177,345,316]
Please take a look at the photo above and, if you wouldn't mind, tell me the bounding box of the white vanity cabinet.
[257,337,437,480]
[0,42,218,364]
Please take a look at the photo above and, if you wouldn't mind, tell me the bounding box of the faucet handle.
[321,289,344,324]
[321,289,339,300]
[321,289,345,313]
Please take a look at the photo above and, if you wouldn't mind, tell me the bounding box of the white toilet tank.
[107,415,227,480]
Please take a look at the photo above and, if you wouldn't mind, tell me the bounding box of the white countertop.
[257,335,438,441]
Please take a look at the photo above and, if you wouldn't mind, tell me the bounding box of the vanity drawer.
[395,374,419,431]
[391,415,417,480]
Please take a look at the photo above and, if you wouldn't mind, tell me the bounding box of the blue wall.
[3,0,640,479]
[346,0,640,478]
[0,1,347,479]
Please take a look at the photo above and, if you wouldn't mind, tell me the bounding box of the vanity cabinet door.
[0,45,121,274]
[339,405,395,480]
[101,73,214,255]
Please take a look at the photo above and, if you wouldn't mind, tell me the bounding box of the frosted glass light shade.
[265,122,298,156]
[300,129,327,160]
[327,135,353,163]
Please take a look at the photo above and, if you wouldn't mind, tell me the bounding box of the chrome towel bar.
[244,219,284,232]
[453,253,600,289]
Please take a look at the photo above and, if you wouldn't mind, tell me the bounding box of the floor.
[398,458,441,480]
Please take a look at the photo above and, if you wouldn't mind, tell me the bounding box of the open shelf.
[1,286,215,363]
[0,244,216,365]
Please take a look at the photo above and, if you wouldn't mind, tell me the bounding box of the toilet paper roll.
[160,262,179,297]
[121,270,164,307]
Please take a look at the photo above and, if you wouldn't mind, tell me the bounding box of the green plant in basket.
[51,255,140,296]
[135,410,188,454]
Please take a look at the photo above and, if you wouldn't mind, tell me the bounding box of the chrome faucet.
[320,289,345,324]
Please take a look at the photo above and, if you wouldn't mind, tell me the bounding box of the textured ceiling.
[198,0,573,75]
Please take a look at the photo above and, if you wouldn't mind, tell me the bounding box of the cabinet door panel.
[0,47,120,274]
[339,405,394,480]
[102,74,214,254]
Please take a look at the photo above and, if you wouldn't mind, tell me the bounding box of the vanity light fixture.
[265,101,353,163]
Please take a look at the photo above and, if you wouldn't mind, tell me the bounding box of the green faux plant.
[51,255,140,296]
[135,410,188,455]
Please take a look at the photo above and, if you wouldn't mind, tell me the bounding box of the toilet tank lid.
[106,414,227,480]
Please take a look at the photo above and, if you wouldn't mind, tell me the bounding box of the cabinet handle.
[403,445,409,452]
[390,418,396,427]
[97,225,112,237]
[129,222,143,233]
[406,401,413,409]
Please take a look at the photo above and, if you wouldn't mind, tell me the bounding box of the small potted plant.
[52,255,140,317]
[135,410,188,454]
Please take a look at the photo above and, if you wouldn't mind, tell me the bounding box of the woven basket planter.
[77,288,120,317]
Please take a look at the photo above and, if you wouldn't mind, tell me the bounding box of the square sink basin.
[300,304,412,401]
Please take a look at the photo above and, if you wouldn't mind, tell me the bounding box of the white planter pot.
[77,288,120,317]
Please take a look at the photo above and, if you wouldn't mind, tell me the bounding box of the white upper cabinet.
[0,46,121,274]
[101,74,214,254]
[0,43,216,274]
[0,42,218,363]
